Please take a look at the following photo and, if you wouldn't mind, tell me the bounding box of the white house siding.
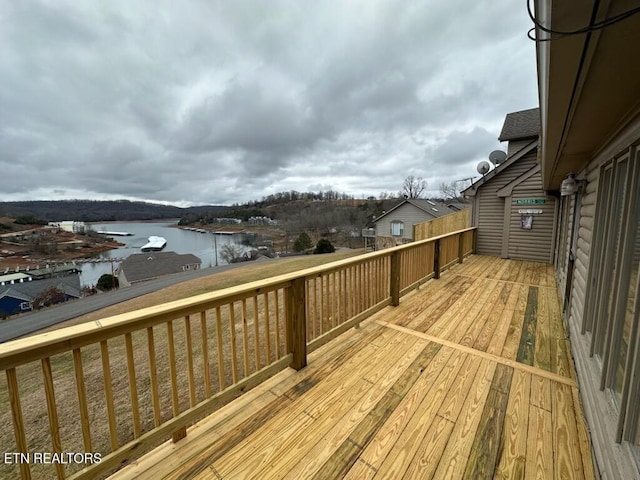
[475,154,538,257]
[507,170,556,263]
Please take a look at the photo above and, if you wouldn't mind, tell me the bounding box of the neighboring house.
[118,251,202,286]
[534,1,640,477]
[26,264,82,280]
[0,289,33,317]
[49,221,86,234]
[373,199,457,248]
[444,202,469,212]
[463,108,557,263]
[0,273,32,286]
[0,275,82,317]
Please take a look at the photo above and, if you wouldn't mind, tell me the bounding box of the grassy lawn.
[35,248,364,333]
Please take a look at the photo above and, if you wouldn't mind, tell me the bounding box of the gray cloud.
[0,0,538,206]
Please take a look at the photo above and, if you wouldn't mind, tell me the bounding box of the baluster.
[124,333,142,438]
[215,306,225,390]
[184,316,196,407]
[41,358,65,480]
[100,340,118,451]
[6,368,31,480]
[264,293,271,364]
[241,299,250,377]
[200,311,212,398]
[253,296,261,369]
[274,289,281,359]
[147,327,161,427]
[228,303,238,384]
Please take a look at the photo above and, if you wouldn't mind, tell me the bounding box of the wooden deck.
[109,255,596,480]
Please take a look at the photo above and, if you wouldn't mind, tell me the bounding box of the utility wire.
[527,0,640,42]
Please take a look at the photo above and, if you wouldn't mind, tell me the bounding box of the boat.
[140,236,167,252]
[97,230,134,236]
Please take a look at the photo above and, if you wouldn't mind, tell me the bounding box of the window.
[19,302,32,311]
[390,221,404,236]
[583,147,640,447]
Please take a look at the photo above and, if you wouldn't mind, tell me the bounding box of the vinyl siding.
[507,169,556,263]
[506,139,534,157]
[562,117,640,479]
[476,153,538,257]
[554,195,574,298]
[570,163,599,332]
[375,203,437,241]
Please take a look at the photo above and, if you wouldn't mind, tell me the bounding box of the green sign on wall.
[516,198,546,205]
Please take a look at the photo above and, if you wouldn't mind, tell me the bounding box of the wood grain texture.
[102,256,595,480]
[463,364,513,479]
[495,369,530,479]
[516,286,538,366]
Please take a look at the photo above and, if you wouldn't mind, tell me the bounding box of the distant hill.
[0,200,231,222]
[0,195,401,235]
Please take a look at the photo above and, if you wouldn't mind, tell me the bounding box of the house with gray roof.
[498,107,540,156]
[372,199,458,248]
[118,251,202,286]
[0,274,82,317]
[462,107,557,263]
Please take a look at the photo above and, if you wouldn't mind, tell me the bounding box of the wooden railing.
[0,227,475,480]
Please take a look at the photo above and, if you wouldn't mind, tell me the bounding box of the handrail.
[0,227,476,480]
[0,227,475,369]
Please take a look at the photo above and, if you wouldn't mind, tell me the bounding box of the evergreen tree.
[314,238,335,254]
[293,232,313,252]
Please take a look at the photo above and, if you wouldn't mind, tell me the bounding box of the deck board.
[109,255,595,480]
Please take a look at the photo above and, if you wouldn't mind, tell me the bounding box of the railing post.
[473,228,478,253]
[434,238,441,279]
[390,251,401,306]
[286,277,307,370]
[458,232,464,263]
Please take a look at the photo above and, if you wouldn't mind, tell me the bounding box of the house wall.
[557,114,640,478]
[118,270,130,287]
[375,203,436,242]
[506,169,556,263]
[0,297,30,317]
[554,195,572,297]
[506,138,533,157]
[475,152,539,257]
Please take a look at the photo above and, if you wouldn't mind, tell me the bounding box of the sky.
[0,1,539,207]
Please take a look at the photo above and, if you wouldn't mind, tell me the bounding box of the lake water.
[80,221,250,287]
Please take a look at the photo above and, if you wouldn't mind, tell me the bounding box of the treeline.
[0,192,402,233]
[242,190,360,208]
[0,200,230,222]
[239,189,401,208]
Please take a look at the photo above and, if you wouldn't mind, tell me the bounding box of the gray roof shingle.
[498,107,540,142]
[373,198,457,223]
[0,275,82,300]
[120,251,202,283]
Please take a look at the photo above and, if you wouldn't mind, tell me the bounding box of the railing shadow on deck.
[0,227,476,480]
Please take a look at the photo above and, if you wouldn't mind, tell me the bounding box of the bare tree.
[439,181,459,201]
[400,175,428,199]
[219,243,246,264]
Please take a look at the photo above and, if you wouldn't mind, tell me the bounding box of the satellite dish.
[477,161,491,175]
[489,150,507,165]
